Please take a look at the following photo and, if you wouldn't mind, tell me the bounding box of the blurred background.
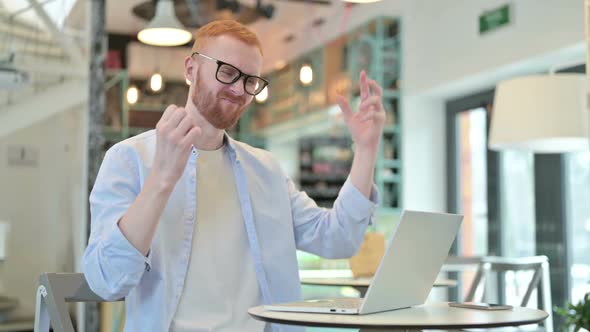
[0,0,588,331]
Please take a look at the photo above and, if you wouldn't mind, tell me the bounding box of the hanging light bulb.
[137,0,192,46]
[255,86,268,103]
[126,85,139,104]
[299,63,313,86]
[150,72,163,92]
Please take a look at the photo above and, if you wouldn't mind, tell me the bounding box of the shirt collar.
[223,132,239,162]
[188,132,240,162]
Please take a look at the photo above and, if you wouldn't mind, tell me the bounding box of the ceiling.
[106,0,347,73]
[106,0,340,35]
[1,0,383,80]
[0,0,78,28]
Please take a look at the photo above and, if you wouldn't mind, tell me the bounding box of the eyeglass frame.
[191,51,269,96]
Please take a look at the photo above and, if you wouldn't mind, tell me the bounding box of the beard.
[191,73,248,130]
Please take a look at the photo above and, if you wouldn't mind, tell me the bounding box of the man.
[83,20,385,332]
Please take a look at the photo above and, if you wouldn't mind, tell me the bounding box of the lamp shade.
[489,74,589,153]
[137,0,192,47]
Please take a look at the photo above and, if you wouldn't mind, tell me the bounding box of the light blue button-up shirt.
[83,130,378,332]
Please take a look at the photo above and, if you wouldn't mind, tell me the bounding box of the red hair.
[191,20,263,55]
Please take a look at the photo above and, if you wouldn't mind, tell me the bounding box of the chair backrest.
[442,255,484,302]
[443,255,484,271]
[34,273,123,332]
[464,255,553,332]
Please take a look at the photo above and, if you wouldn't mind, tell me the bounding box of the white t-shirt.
[171,146,266,332]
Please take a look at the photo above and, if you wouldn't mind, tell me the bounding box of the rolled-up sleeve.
[82,144,151,300]
[290,176,379,259]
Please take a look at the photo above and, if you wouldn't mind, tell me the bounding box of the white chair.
[441,255,484,302]
[465,255,553,332]
[34,273,123,332]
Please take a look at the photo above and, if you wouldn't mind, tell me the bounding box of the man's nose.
[228,77,245,96]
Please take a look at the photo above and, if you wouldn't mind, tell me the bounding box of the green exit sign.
[479,4,511,34]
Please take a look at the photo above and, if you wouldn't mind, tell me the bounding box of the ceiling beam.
[26,0,85,68]
[0,79,87,138]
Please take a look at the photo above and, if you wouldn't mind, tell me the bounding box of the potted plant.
[555,292,590,332]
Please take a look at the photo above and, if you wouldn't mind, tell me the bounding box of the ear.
[184,55,196,83]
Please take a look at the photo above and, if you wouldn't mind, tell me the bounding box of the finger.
[336,95,354,122]
[176,114,195,137]
[358,96,383,113]
[181,126,202,147]
[368,79,383,97]
[360,70,369,101]
[169,108,187,128]
[160,104,178,122]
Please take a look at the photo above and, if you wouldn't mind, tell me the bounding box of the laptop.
[264,210,463,315]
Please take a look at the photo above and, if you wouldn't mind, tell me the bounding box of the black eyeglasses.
[191,52,269,96]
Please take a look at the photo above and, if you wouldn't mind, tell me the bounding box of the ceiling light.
[255,86,268,103]
[150,72,163,92]
[299,64,313,86]
[137,0,192,47]
[489,74,589,153]
[126,85,139,104]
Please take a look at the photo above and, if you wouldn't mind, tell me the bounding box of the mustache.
[218,92,244,104]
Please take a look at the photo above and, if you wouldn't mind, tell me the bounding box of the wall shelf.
[298,136,353,208]
[348,16,403,214]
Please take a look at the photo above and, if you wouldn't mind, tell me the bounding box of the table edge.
[248,309,548,329]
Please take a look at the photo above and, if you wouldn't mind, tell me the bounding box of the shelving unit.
[347,17,402,215]
[298,136,353,208]
[242,48,325,134]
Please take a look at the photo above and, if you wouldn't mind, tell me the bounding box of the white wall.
[403,0,585,97]
[399,0,585,211]
[0,107,86,318]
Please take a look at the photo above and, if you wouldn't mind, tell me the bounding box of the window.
[500,151,535,257]
[454,108,489,256]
